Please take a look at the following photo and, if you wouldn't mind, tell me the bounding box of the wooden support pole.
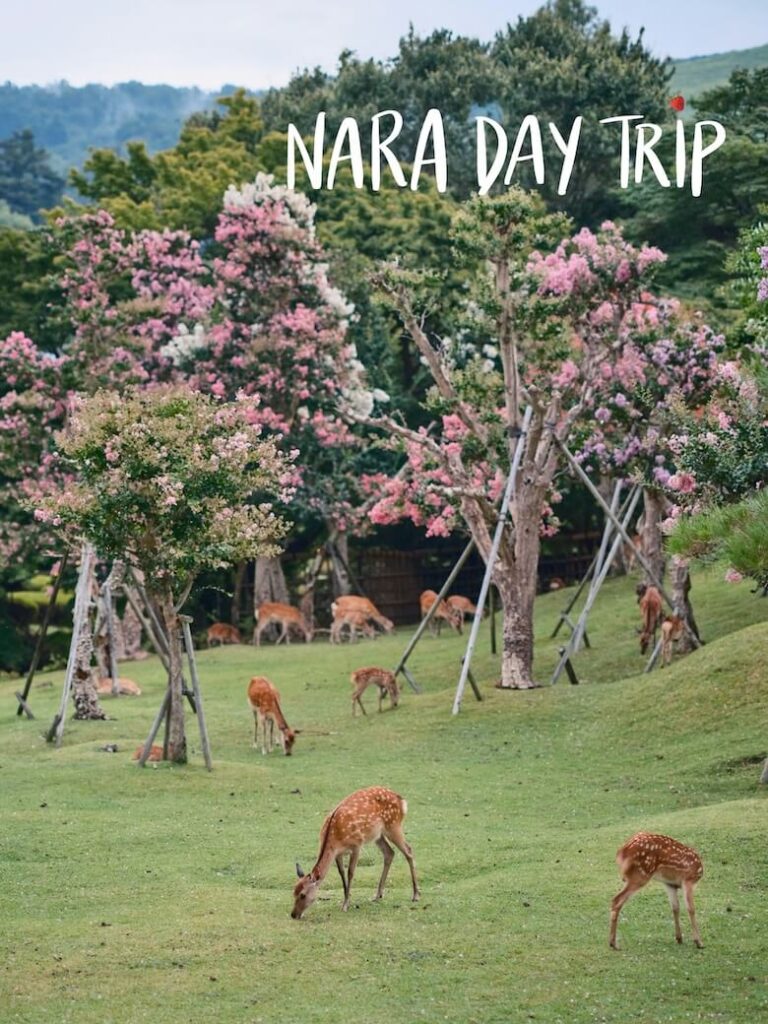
[137,688,171,767]
[644,634,663,674]
[16,545,71,717]
[551,485,641,685]
[453,406,533,715]
[392,536,477,692]
[557,439,701,650]
[489,585,497,655]
[180,616,213,771]
[103,581,120,697]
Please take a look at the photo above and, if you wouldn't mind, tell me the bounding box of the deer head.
[282,728,298,756]
[291,868,320,919]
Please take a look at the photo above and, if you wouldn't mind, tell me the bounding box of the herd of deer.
[206,590,479,650]
[205,576,702,944]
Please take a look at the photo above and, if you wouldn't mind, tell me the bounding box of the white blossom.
[160,323,208,367]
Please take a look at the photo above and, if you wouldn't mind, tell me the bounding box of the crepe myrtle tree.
[568,298,728,647]
[51,176,370,607]
[348,188,667,688]
[36,384,290,762]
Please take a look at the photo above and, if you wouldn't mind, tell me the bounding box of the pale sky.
[2,0,767,90]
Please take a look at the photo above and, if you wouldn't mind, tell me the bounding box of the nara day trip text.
[287,109,727,197]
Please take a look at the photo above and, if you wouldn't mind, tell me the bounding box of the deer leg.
[252,711,259,749]
[335,854,349,904]
[374,837,395,900]
[683,880,703,948]
[342,848,360,911]
[665,884,683,943]
[267,717,275,753]
[386,824,420,901]
[609,877,645,949]
[353,692,367,716]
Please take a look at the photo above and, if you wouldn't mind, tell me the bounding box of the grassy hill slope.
[0,567,766,1023]
[672,42,768,99]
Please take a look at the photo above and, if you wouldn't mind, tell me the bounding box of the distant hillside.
[2,39,767,178]
[672,42,768,100]
[0,81,237,174]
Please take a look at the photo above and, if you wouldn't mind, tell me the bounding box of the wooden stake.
[180,616,213,771]
[16,545,71,717]
[392,536,477,692]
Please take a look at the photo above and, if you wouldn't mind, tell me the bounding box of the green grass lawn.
[1,567,767,1024]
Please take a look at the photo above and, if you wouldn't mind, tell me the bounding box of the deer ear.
[296,861,304,878]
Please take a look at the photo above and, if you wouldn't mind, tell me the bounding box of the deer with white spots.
[247,676,298,756]
[350,666,399,715]
[291,786,419,918]
[609,831,704,949]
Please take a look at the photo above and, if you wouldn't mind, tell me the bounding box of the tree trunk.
[493,499,541,688]
[461,475,544,690]
[121,602,145,660]
[158,585,187,764]
[253,556,289,643]
[760,758,768,785]
[254,556,289,607]
[329,530,352,597]
[71,611,107,720]
[670,556,700,653]
[640,488,668,586]
[231,560,247,627]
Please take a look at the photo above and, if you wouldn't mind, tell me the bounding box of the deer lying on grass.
[661,615,684,667]
[331,596,394,635]
[610,832,704,949]
[96,677,142,696]
[446,594,481,624]
[330,609,377,644]
[420,589,462,635]
[350,666,399,715]
[291,786,420,918]
[636,583,663,654]
[206,622,242,647]
[253,602,313,646]
[247,676,299,755]
[133,744,163,761]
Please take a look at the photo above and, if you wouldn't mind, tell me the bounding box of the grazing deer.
[446,594,481,624]
[206,622,242,647]
[96,677,142,696]
[247,676,298,755]
[636,583,663,654]
[420,589,463,635]
[291,786,420,918]
[547,577,567,592]
[350,666,399,715]
[330,610,377,644]
[331,596,394,635]
[253,602,313,646]
[661,615,685,667]
[609,832,704,949]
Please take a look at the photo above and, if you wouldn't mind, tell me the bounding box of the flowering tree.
[49,176,373,612]
[352,190,668,688]
[37,385,289,762]
[565,298,728,646]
